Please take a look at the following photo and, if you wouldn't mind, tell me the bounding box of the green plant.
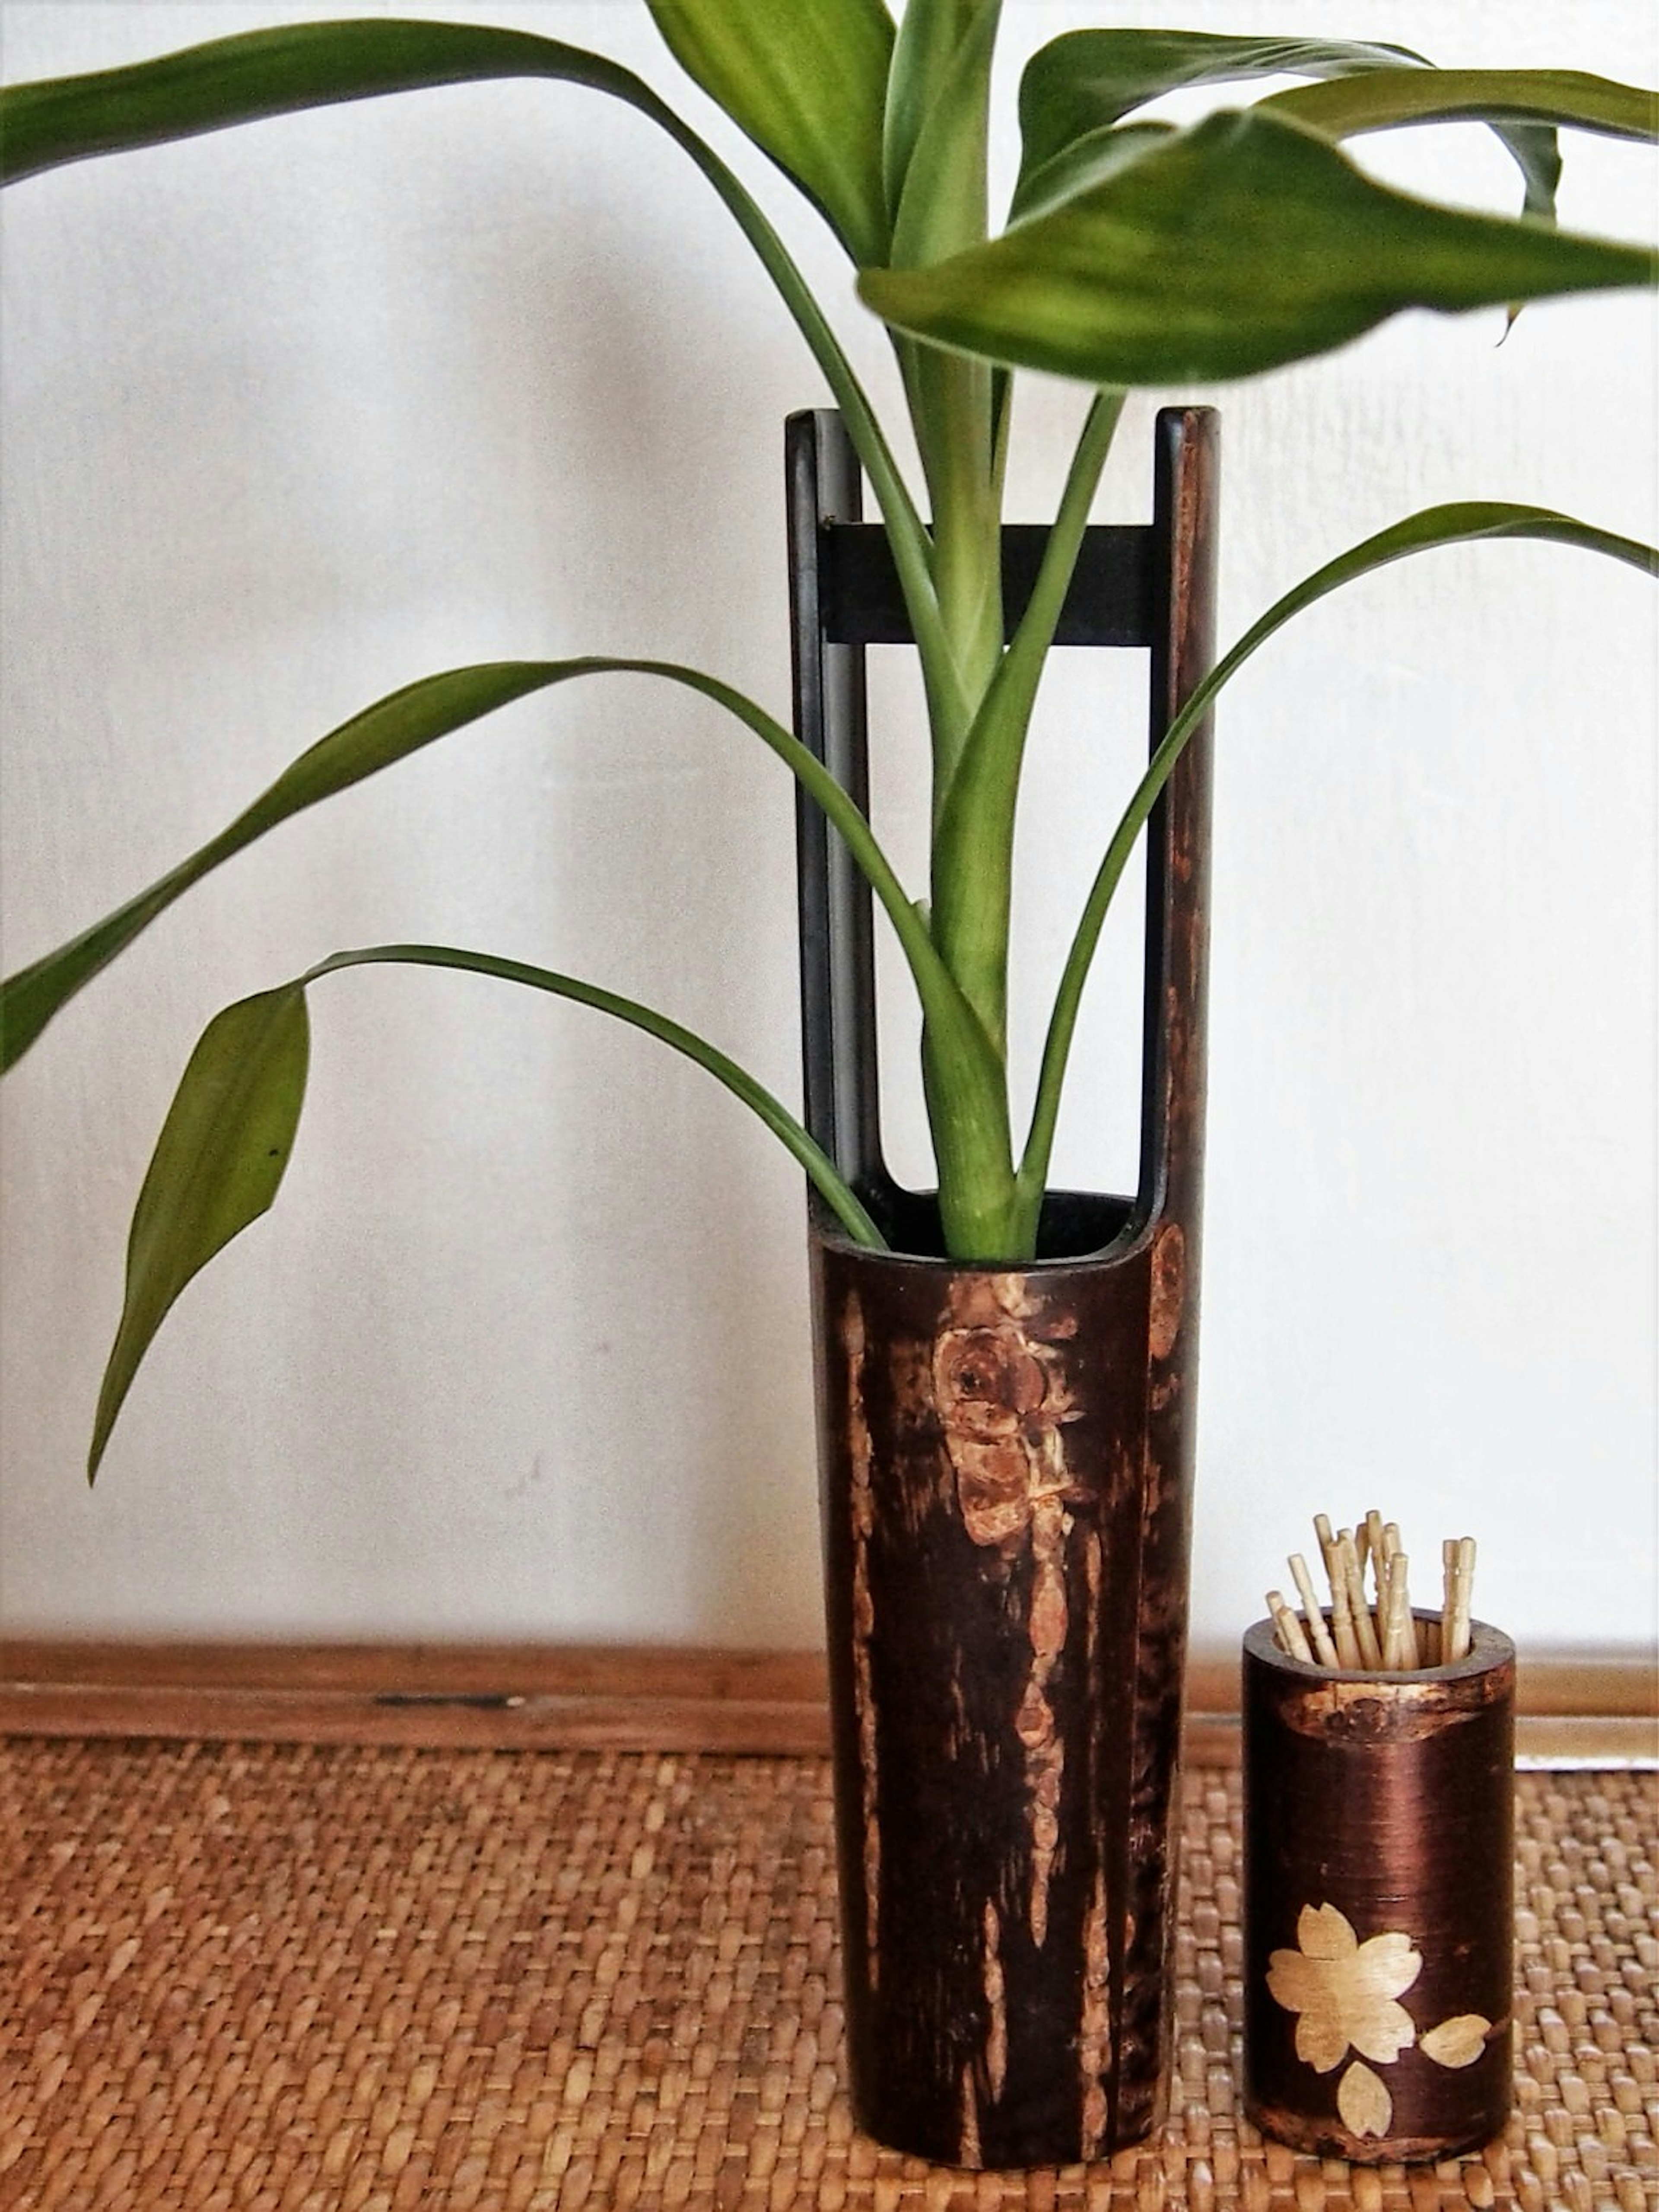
[0,6,1654,1477]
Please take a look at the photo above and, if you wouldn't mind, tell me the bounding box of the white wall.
[2,1,1654,1654]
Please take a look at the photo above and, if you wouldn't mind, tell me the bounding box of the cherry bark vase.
[789,408,1218,2164]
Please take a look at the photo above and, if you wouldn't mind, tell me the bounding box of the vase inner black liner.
[838,1185,1137,1267]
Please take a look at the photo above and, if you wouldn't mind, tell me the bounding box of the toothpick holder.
[1241,1614,1515,2163]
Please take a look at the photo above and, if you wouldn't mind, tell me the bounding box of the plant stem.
[908,342,1005,786]
[922,389,1126,1260]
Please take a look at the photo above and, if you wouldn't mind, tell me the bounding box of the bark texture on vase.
[797,408,1217,2167]
[811,1211,1196,2164]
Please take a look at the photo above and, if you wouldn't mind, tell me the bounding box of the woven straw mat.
[0,1744,1653,2209]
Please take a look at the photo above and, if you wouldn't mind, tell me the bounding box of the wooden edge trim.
[2,1641,1653,1761]
[0,1640,827,1699]
[0,1643,830,1756]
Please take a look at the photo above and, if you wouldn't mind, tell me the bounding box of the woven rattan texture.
[0,1745,1653,2210]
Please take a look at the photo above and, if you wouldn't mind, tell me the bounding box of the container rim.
[1242,1610,1515,1682]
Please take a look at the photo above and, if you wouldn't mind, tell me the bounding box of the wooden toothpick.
[1267,1589,1314,1664]
[1338,1532,1384,1670]
[1445,1535,1476,1662]
[1318,1517,1363,1670]
[1289,1551,1340,1669]
[1273,1511,1480,1675]
[1363,1510,1386,1596]
[1381,1552,1414,1671]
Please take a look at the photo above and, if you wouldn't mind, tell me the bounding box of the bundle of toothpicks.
[1266,1510,1476,1672]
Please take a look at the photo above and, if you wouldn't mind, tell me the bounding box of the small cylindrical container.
[1242,1613,1514,2163]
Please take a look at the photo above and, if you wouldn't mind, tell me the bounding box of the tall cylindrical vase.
[791,405,1218,2165]
[811,1200,1202,2165]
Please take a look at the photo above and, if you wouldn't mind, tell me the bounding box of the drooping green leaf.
[646,0,894,265]
[1013,28,1423,218]
[1010,29,1562,234]
[0,661,885,1060]
[2,662,560,1070]
[87,942,886,1477]
[300,943,887,1247]
[1015,505,1659,1242]
[0,16,943,660]
[0,16,659,186]
[90,984,309,1480]
[1264,65,1658,147]
[1018,27,1430,157]
[1265,67,1653,237]
[860,108,1658,389]
[0,657,995,1166]
[1008,120,1175,229]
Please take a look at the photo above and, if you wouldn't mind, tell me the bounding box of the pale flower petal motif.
[1336,2058,1393,2138]
[1266,1902,1422,2074]
[1420,2014,1493,2069]
[1297,1901,1359,1958]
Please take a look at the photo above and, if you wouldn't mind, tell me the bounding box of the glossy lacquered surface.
[1243,1618,1517,2162]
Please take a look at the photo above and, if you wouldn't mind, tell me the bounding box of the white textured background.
[2,1,1654,1653]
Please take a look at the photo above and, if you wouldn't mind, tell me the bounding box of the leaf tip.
[87,1361,130,1486]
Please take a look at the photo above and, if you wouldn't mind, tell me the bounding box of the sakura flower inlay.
[1266,1901,1494,2139]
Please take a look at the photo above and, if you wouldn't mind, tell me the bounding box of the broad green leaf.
[1265,66,1658,147]
[1016,504,1659,1242]
[1265,68,1654,235]
[0,658,948,1077]
[1009,120,1174,229]
[0,17,664,186]
[88,944,886,1475]
[1011,30,1560,233]
[1014,29,1424,218]
[2,663,559,1070]
[0,16,941,657]
[1018,28,1427,157]
[860,109,1658,388]
[0,658,1007,1208]
[90,984,308,1479]
[883,0,989,226]
[646,0,894,266]
[885,0,998,262]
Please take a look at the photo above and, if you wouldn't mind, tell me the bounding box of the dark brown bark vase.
[810,1206,1201,2166]
[791,408,1218,2165]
